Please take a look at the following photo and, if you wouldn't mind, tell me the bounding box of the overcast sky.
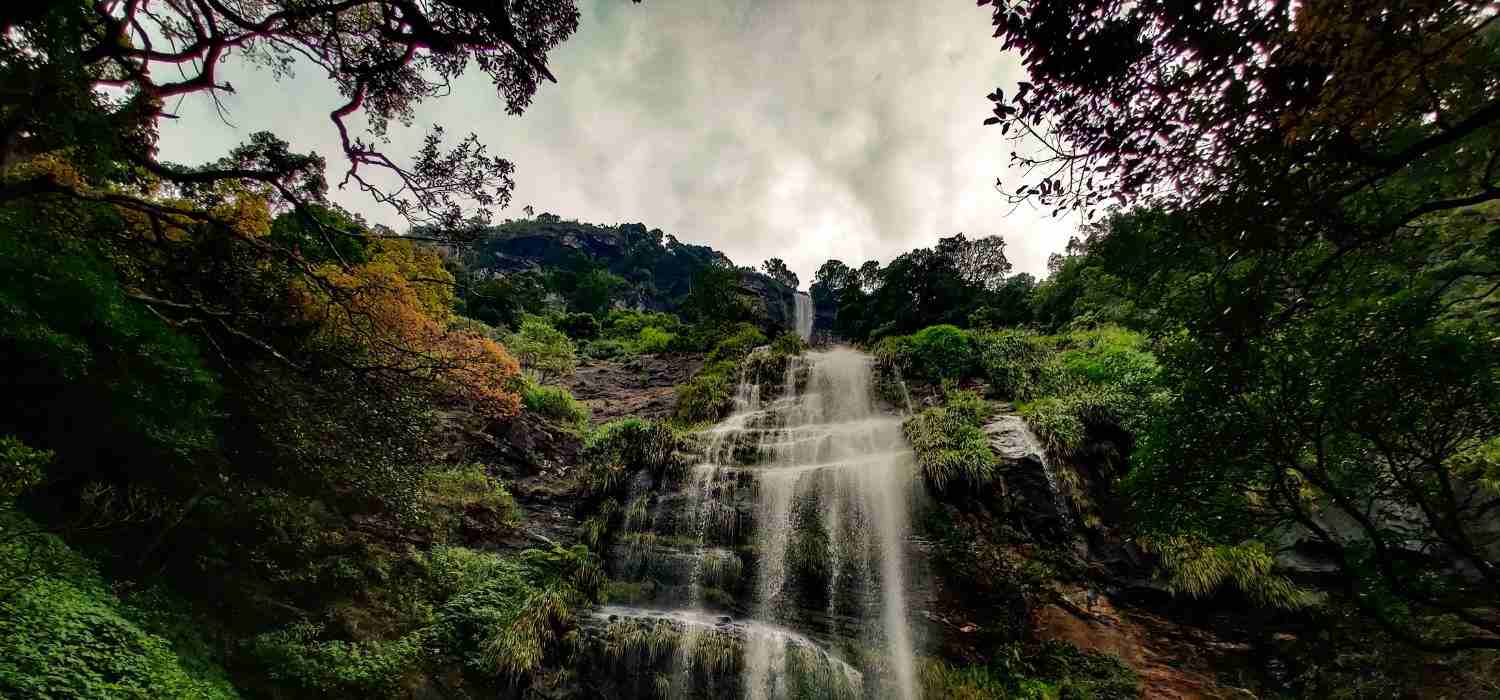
[158,0,1077,288]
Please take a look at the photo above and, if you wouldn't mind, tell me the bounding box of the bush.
[1018,397,1086,454]
[522,382,591,431]
[507,315,577,383]
[917,642,1137,700]
[422,463,518,539]
[872,334,916,375]
[244,622,423,695]
[769,331,808,357]
[0,526,238,699]
[433,545,601,679]
[908,325,975,381]
[1,435,49,506]
[581,419,688,499]
[973,329,1053,401]
[424,545,513,600]
[1052,326,1157,391]
[604,310,682,339]
[636,326,678,354]
[581,337,633,360]
[707,323,767,363]
[903,390,998,492]
[674,360,739,424]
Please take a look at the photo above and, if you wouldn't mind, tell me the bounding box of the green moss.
[603,580,658,605]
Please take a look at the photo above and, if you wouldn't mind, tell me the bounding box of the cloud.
[156,0,1077,287]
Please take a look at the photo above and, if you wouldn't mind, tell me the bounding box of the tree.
[980,0,1500,225]
[939,233,1012,291]
[683,265,756,328]
[506,316,577,385]
[811,260,854,306]
[982,0,1500,651]
[2,0,582,235]
[761,258,799,289]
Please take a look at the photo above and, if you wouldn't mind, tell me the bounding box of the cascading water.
[593,347,921,699]
[794,292,815,341]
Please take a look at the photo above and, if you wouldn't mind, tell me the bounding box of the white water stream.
[711,348,918,699]
[598,346,920,699]
[794,292,815,341]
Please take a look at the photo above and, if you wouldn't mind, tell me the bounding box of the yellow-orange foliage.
[296,240,520,419]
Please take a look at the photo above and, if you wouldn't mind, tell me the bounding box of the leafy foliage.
[918,641,1137,700]
[904,391,999,492]
[0,522,238,700]
[522,382,591,432]
[244,622,424,696]
[421,464,519,540]
[507,315,578,384]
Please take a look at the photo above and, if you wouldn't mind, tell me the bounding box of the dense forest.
[2,0,1498,698]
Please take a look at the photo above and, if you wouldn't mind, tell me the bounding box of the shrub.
[1018,397,1086,454]
[972,329,1053,401]
[1052,326,1157,391]
[636,326,678,354]
[422,463,518,539]
[917,642,1137,700]
[1,435,49,506]
[707,323,767,363]
[434,545,601,679]
[423,546,511,600]
[522,382,591,431]
[0,527,238,699]
[507,315,577,383]
[604,310,682,339]
[674,360,739,424]
[581,337,633,360]
[908,324,975,381]
[1139,535,1314,610]
[769,331,808,357]
[581,419,688,498]
[872,334,916,374]
[244,622,423,695]
[903,390,997,492]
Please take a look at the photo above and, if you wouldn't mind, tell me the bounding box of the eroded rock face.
[562,354,705,423]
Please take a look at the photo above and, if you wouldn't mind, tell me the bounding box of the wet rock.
[984,414,1070,542]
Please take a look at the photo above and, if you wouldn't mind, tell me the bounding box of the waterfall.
[594,348,920,699]
[794,292,815,341]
